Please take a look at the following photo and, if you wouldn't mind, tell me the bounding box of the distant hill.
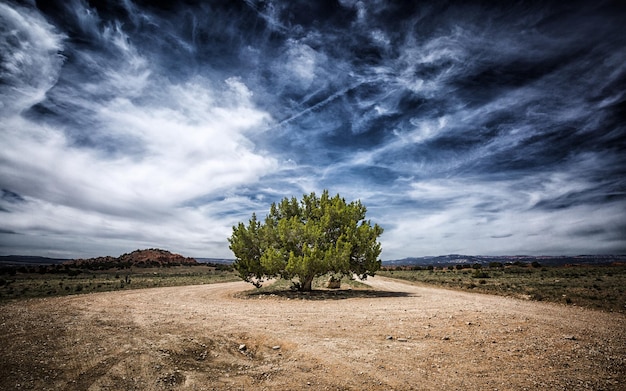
[64,249,198,268]
[383,254,626,267]
[0,251,225,267]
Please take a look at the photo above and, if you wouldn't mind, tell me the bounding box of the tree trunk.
[300,275,314,291]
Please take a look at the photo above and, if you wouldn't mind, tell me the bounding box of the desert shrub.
[504,267,532,274]
[472,270,490,279]
[530,293,543,301]
[215,264,234,272]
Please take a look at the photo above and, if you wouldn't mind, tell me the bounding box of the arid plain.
[1,276,624,390]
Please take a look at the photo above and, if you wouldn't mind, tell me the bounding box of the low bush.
[472,270,490,279]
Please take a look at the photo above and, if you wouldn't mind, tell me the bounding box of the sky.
[1,0,625,260]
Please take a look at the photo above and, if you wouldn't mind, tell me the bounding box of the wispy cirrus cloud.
[1,1,625,258]
[1,1,278,257]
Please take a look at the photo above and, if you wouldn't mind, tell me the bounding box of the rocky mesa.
[64,248,198,268]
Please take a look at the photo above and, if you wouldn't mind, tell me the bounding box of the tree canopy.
[228,190,384,291]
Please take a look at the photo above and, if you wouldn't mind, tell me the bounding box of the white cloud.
[0,4,280,257]
[377,172,625,259]
[370,29,390,47]
[275,39,323,91]
[1,77,278,255]
[407,116,448,143]
[2,1,624,260]
[0,3,65,113]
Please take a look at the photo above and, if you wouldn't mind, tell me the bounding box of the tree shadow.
[239,288,415,301]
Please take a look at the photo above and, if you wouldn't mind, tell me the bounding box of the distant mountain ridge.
[195,258,235,264]
[383,254,626,267]
[0,255,69,266]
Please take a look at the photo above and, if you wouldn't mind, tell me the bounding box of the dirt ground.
[1,276,624,390]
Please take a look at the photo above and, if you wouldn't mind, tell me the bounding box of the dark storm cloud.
[1,189,25,204]
[1,0,625,258]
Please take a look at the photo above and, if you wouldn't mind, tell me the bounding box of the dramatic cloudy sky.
[1,1,625,259]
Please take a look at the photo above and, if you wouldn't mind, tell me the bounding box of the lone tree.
[228,190,384,291]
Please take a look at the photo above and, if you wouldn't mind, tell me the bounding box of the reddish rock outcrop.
[64,249,198,268]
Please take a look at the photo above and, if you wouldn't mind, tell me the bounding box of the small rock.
[385,335,393,340]
[272,345,281,350]
[563,335,577,341]
[238,344,247,351]
[397,338,408,342]
[442,336,450,341]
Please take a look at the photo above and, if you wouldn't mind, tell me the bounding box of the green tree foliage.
[228,191,384,291]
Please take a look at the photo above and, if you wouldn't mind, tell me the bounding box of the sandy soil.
[1,276,624,390]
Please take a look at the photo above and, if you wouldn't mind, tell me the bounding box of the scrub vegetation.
[378,263,626,313]
[0,264,238,302]
[3,259,625,314]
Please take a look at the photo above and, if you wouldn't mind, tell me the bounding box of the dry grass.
[378,264,626,313]
[0,265,239,301]
[5,263,625,313]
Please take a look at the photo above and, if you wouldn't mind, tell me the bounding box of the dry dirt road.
[1,276,624,390]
